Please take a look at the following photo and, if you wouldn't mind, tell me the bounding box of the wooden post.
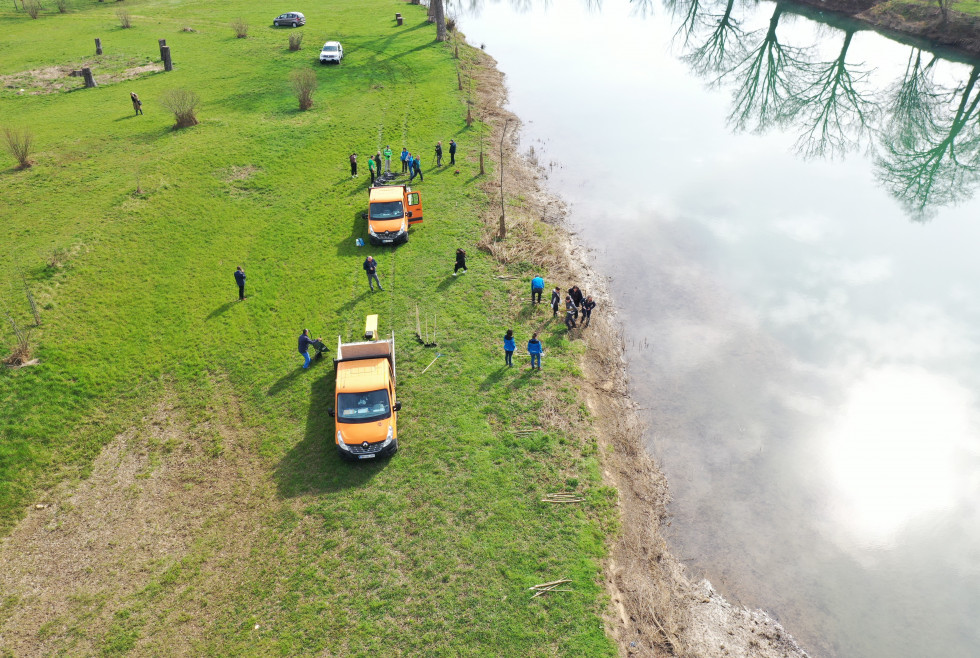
[95,38,102,55]
[395,13,403,26]
[158,39,167,61]
[82,68,97,88]
[161,45,173,71]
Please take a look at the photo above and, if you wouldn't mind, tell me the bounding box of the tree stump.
[158,38,167,61]
[161,45,173,71]
[395,13,403,26]
[82,68,97,88]
[95,38,103,55]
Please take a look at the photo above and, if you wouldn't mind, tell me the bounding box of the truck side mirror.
[393,402,402,411]
[407,212,413,218]
[328,407,335,417]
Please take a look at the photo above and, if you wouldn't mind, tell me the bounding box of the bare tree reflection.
[887,49,943,146]
[725,4,813,133]
[876,66,980,219]
[791,27,879,158]
[663,0,707,47]
[682,0,748,78]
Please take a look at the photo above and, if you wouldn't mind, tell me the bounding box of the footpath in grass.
[0,0,617,654]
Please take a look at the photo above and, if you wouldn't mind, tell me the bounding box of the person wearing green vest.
[368,155,376,185]
[383,145,393,174]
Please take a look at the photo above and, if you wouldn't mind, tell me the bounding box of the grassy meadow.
[0,0,617,654]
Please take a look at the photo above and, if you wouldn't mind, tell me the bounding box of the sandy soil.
[467,44,811,658]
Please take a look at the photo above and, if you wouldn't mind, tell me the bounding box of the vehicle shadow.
[274,372,386,497]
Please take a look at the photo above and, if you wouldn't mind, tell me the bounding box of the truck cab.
[366,185,423,245]
[329,334,400,460]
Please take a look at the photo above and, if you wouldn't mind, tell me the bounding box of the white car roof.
[322,40,341,47]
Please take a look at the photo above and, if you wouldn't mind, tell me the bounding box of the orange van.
[328,334,400,460]
[366,184,423,245]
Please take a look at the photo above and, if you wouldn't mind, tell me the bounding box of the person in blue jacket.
[411,155,423,182]
[298,328,320,369]
[531,275,545,304]
[234,265,246,301]
[503,329,516,367]
[527,332,542,370]
[400,147,409,173]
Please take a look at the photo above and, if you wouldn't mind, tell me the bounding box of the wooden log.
[161,45,173,71]
[95,38,102,55]
[81,67,97,88]
[158,38,167,61]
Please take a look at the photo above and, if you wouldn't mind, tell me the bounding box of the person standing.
[298,328,319,369]
[453,248,467,275]
[564,295,578,330]
[435,141,443,167]
[368,155,376,184]
[449,139,457,165]
[413,154,423,182]
[349,152,357,177]
[550,286,561,317]
[581,296,596,327]
[130,92,143,116]
[568,286,584,320]
[401,147,409,173]
[531,275,545,304]
[527,332,542,370]
[503,329,515,367]
[234,266,246,301]
[364,255,383,291]
[383,145,393,174]
[374,152,383,179]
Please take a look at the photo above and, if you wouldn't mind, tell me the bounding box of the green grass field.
[0,0,617,654]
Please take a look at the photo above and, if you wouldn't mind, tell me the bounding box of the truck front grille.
[347,441,385,455]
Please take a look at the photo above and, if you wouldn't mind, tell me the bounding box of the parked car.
[319,41,343,64]
[273,12,305,27]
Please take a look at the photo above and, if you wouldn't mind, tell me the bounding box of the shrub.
[116,8,131,28]
[56,0,69,13]
[231,17,248,38]
[290,68,316,111]
[25,0,40,19]
[159,89,200,129]
[288,32,303,51]
[2,311,34,367]
[3,127,34,169]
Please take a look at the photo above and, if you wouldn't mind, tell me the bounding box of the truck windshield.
[370,201,404,220]
[337,390,391,423]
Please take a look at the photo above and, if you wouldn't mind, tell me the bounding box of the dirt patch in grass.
[468,44,810,658]
[0,60,163,95]
[0,382,275,655]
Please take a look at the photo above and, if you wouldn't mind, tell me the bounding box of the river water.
[457,1,980,656]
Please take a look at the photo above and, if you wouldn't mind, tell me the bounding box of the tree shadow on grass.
[274,371,386,497]
[206,301,236,320]
[479,364,509,391]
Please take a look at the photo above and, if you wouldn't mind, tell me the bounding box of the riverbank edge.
[788,0,980,59]
[463,41,811,658]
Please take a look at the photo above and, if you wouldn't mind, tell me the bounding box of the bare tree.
[231,17,248,38]
[288,32,304,51]
[498,119,511,239]
[23,275,41,326]
[3,127,34,168]
[936,0,954,24]
[159,89,200,128]
[290,68,317,110]
[3,310,34,366]
[24,0,39,18]
[116,8,131,28]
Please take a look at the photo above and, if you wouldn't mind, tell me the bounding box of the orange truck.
[366,184,423,245]
[328,331,400,460]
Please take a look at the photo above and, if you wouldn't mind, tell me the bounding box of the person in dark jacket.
[503,329,515,367]
[531,275,545,304]
[550,286,561,317]
[401,147,409,173]
[298,328,320,369]
[453,248,467,275]
[435,141,443,167]
[568,286,584,319]
[581,296,596,327]
[527,332,542,369]
[564,295,578,330]
[234,266,246,301]
[349,152,357,177]
[364,255,383,291]
[449,139,457,165]
[412,155,423,182]
[374,152,383,179]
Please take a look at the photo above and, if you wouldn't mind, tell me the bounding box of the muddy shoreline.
[468,44,810,657]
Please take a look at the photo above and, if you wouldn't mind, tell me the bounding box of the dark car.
[273,12,305,27]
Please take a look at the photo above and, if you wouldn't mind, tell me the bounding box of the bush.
[231,17,248,38]
[290,69,316,111]
[25,0,40,19]
[288,32,303,51]
[116,8,131,28]
[159,89,200,129]
[3,127,34,169]
[56,0,69,13]
[2,311,34,367]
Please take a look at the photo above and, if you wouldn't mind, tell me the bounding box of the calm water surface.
[458,1,980,656]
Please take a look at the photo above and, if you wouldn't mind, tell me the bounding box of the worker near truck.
[383,145,393,174]
[298,328,320,369]
[400,147,409,173]
[364,255,383,291]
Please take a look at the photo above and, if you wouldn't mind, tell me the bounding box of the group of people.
[531,275,596,330]
[348,139,458,185]
[503,329,543,369]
